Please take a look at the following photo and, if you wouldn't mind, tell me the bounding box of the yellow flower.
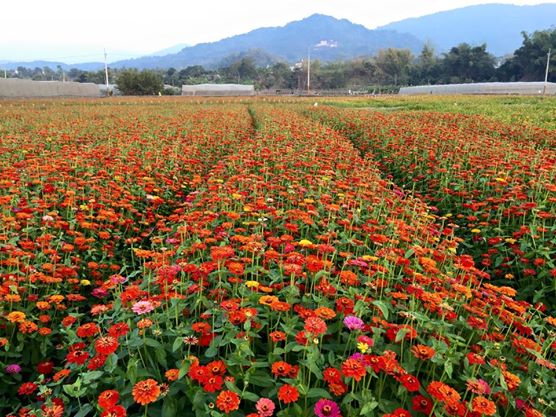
[298,239,313,247]
[471,229,481,234]
[80,279,91,286]
[357,342,369,353]
[245,281,259,288]
[505,238,517,244]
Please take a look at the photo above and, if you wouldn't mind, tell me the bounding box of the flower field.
[0,98,555,417]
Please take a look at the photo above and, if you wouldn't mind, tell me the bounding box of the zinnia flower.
[94,336,119,356]
[343,315,364,331]
[132,379,160,405]
[5,364,22,374]
[341,358,366,382]
[216,390,240,414]
[304,316,327,336]
[314,399,341,417]
[256,398,275,417]
[98,390,120,410]
[278,384,299,404]
[132,300,155,315]
[472,396,497,416]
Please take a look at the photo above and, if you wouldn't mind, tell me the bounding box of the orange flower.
[411,344,436,360]
[7,311,26,323]
[216,390,240,414]
[132,379,160,406]
[472,396,497,416]
[314,307,336,320]
[165,368,180,382]
[341,359,366,382]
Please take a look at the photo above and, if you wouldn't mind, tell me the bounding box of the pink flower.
[256,397,275,417]
[132,300,154,315]
[314,399,341,417]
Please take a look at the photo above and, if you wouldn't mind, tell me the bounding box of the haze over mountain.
[2,4,555,71]
[379,3,556,56]
[110,14,422,69]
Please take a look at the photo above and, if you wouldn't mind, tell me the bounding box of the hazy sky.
[1,0,554,62]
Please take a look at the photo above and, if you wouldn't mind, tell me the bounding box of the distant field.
[323,95,556,130]
[1,97,554,417]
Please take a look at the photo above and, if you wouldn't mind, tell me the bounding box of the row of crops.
[0,99,554,417]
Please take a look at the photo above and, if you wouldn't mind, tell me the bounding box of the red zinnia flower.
[100,405,127,417]
[76,322,100,338]
[108,322,130,338]
[216,390,240,414]
[37,360,54,375]
[188,364,210,383]
[132,379,160,406]
[95,336,119,356]
[272,361,292,377]
[202,375,223,393]
[400,374,420,392]
[66,350,90,365]
[323,367,343,384]
[304,316,327,336]
[341,358,366,382]
[412,395,433,414]
[98,390,120,410]
[18,382,38,396]
[278,384,299,404]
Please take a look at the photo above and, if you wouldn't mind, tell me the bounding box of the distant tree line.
[4,28,554,94]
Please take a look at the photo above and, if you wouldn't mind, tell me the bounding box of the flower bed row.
[308,107,556,312]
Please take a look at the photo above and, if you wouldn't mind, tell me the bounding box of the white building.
[399,82,556,95]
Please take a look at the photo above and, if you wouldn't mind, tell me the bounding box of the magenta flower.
[314,399,341,417]
[343,315,364,331]
[256,397,275,417]
[132,300,155,315]
[5,364,21,374]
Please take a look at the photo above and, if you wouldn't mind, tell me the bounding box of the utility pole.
[104,49,110,95]
[543,48,551,96]
[3,69,6,79]
[307,47,311,95]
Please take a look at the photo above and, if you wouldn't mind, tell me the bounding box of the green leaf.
[444,360,453,379]
[144,338,162,349]
[81,371,103,385]
[172,337,183,352]
[372,300,389,320]
[205,336,222,358]
[162,396,178,417]
[360,401,379,415]
[127,358,138,385]
[242,391,260,402]
[248,373,275,387]
[74,404,93,417]
[306,388,332,399]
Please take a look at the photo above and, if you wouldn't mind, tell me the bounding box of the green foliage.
[116,69,164,95]
[498,28,556,82]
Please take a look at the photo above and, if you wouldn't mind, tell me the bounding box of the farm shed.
[399,82,556,96]
[0,79,101,98]
[182,83,255,96]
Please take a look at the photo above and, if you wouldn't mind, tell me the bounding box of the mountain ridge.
[379,3,556,56]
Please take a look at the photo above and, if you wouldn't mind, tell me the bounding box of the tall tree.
[440,43,496,83]
[375,49,413,85]
[497,28,556,82]
[116,69,164,95]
